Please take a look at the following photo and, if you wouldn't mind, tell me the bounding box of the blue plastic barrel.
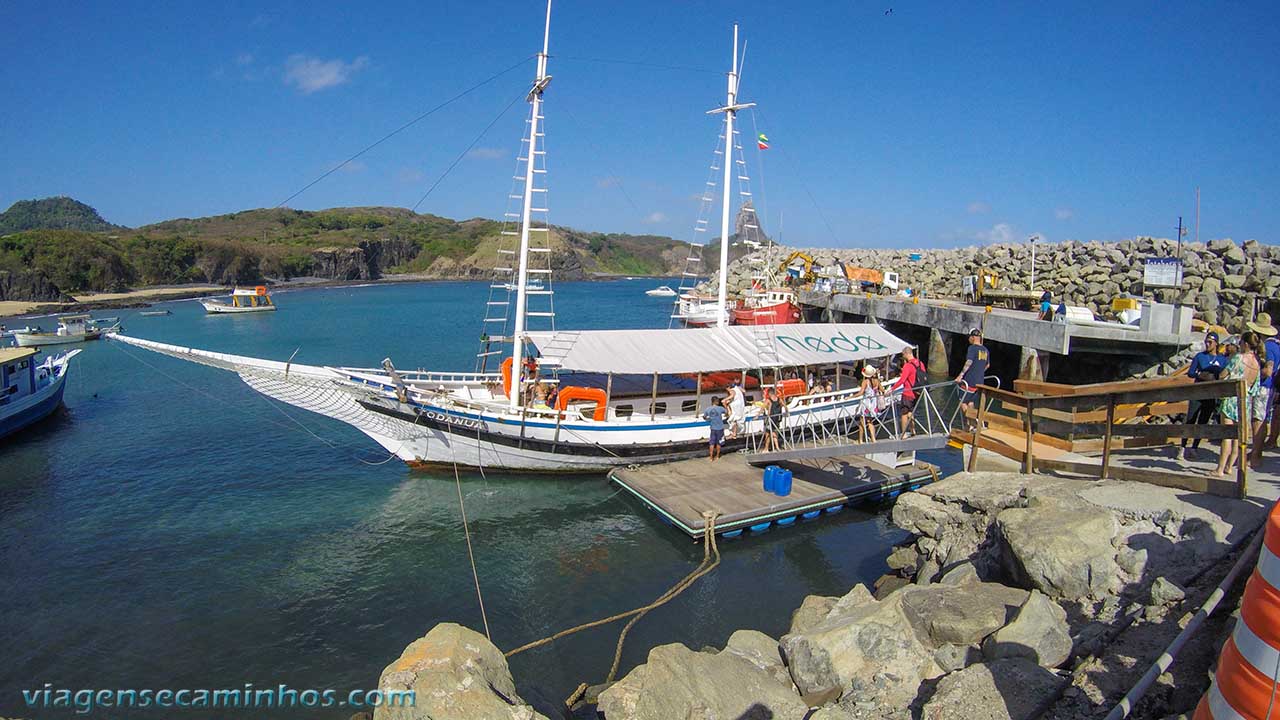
[763,465,779,493]
[722,529,743,539]
[777,515,796,526]
[802,510,821,521]
[750,521,772,533]
[775,468,793,496]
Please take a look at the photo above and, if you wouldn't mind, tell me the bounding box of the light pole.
[1028,234,1040,290]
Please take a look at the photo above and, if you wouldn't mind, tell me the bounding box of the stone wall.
[715,237,1278,333]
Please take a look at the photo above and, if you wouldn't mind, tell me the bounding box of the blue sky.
[2,1,1277,248]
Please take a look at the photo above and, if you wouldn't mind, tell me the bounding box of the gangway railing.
[743,380,959,464]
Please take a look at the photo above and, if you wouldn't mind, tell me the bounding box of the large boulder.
[982,590,1073,668]
[996,497,1120,601]
[789,594,839,635]
[597,642,808,720]
[373,623,548,720]
[721,629,796,690]
[780,586,946,706]
[920,659,1067,720]
[900,582,1028,646]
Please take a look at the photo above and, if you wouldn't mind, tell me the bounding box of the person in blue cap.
[1180,331,1226,460]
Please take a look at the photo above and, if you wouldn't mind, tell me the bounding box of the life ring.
[255,285,268,296]
[555,386,608,421]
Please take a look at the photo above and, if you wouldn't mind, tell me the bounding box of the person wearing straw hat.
[1249,312,1280,459]
[858,364,883,441]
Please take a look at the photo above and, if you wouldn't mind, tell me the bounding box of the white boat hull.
[13,331,102,347]
[201,301,277,314]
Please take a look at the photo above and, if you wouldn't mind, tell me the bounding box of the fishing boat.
[733,288,802,325]
[645,285,677,297]
[502,279,544,292]
[675,292,731,327]
[12,315,117,347]
[201,286,276,314]
[110,6,913,471]
[0,347,81,440]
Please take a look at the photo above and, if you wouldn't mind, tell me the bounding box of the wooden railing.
[961,378,1249,499]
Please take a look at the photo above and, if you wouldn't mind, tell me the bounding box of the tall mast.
[509,0,553,409]
[708,24,753,328]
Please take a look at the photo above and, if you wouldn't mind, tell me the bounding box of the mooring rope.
[448,441,492,641]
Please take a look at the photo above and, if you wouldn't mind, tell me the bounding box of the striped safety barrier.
[1196,502,1280,719]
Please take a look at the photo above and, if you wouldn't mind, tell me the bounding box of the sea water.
[0,279,961,718]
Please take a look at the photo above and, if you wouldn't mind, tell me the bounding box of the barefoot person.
[1215,336,1262,478]
[702,397,727,461]
[762,387,788,452]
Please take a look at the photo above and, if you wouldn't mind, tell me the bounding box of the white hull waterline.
[200,301,277,314]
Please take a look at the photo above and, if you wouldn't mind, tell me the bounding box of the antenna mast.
[509,0,553,409]
[707,24,754,328]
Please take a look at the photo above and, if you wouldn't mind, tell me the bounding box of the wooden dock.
[608,454,939,538]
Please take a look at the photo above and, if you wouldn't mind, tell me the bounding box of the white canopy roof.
[526,323,909,375]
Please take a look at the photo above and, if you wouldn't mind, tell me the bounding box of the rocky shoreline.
[715,237,1276,334]
[365,471,1265,720]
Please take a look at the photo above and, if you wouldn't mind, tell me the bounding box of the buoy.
[802,510,822,521]
[825,505,844,514]
[777,516,797,526]
[1193,501,1280,719]
[749,521,772,533]
[722,529,743,539]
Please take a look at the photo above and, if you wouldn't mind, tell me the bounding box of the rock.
[1150,577,1187,606]
[982,590,1072,668]
[781,589,943,706]
[0,269,73,302]
[827,583,878,620]
[1201,277,1223,294]
[900,582,1028,646]
[997,497,1120,600]
[934,643,983,672]
[789,594,839,635]
[599,642,808,720]
[886,545,920,572]
[1223,244,1247,265]
[1117,545,1150,578]
[939,561,980,586]
[920,659,1067,720]
[373,623,548,720]
[1224,274,1247,289]
[722,629,794,689]
[874,573,911,599]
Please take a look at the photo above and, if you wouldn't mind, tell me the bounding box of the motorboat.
[733,288,802,325]
[645,285,677,297]
[200,286,276,314]
[139,309,172,316]
[12,315,117,347]
[0,347,81,440]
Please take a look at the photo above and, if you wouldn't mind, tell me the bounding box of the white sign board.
[1143,258,1183,288]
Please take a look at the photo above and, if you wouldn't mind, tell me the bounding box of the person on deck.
[762,388,788,452]
[956,329,990,427]
[858,365,883,441]
[892,346,927,436]
[703,397,727,461]
[727,380,747,438]
[1180,332,1226,460]
[1248,313,1280,465]
[1215,335,1262,478]
[1038,291,1054,321]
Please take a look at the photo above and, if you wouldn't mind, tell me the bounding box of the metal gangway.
[744,379,986,465]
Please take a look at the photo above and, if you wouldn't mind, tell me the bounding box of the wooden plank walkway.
[608,454,939,538]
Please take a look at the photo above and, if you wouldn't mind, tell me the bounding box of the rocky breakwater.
[715,236,1279,333]
[366,470,1263,720]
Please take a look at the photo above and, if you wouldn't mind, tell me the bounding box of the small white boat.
[139,309,171,317]
[12,315,118,347]
[502,280,545,292]
[645,285,677,297]
[201,286,277,314]
[0,347,81,439]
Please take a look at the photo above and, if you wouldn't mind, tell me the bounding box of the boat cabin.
[229,287,273,308]
[0,347,39,402]
[57,315,92,336]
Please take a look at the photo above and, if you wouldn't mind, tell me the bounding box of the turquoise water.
[0,280,960,718]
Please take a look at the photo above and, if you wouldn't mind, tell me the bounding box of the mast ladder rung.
[504,212,520,218]
[495,266,513,272]
[705,181,715,186]
[509,195,523,200]
[701,196,714,202]
[736,159,746,165]
[743,207,755,213]
[500,231,518,236]
[714,149,723,155]
[737,175,750,180]
[527,268,553,274]
[744,224,759,229]
[532,150,546,156]
[530,208,550,212]
[524,290,554,295]
[530,187,547,192]
[476,351,505,358]
[529,247,551,253]
[739,191,753,197]
[486,301,510,305]
[694,228,707,232]
[532,169,547,174]
[526,312,556,317]
[529,227,549,232]
[483,318,508,323]
[687,257,701,261]
[682,272,700,276]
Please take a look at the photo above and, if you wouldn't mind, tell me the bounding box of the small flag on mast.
[757,133,769,150]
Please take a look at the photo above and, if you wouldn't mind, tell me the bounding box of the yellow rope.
[451,449,491,641]
[506,511,722,661]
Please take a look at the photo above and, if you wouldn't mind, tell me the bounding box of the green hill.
[0,202,698,294]
[0,196,125,234]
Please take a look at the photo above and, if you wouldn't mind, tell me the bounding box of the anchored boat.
[109,5,914,471]
[0,347,81,440]
[201,286,276,314]
[12,315,117,347]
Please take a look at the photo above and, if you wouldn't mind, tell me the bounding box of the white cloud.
[974,222,1015,245]
[283,54,370,94]
[643,212,667,224]
[1055,207,1074,221]
[967,201,990,215]
[466,147,504,160]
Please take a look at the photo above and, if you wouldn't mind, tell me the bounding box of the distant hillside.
[0,196,125,234]
[0,202,708,295]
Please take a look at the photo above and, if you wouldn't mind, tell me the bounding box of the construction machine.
[961,268,1043,309]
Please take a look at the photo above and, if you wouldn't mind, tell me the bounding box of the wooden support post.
[1100,394,1116,479]
[650,372,659,417]
[1237,379,1249,499]
[1022,397,1035,474]
[604,373,613,410]
[694,372,702,410]
[968,388,987,472]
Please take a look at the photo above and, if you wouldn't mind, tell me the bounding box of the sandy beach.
[0,284,226,319]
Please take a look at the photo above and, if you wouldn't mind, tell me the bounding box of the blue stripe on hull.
[0,380,66,441]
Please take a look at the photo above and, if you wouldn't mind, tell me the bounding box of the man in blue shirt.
[703,396,728,461]
[956,328,990,424]
[1181,332,1225,460]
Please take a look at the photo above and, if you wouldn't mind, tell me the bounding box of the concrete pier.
[1019,346,1049,382]
[928,327,952,375]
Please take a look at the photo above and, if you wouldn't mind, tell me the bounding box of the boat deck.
[609,453,938,538]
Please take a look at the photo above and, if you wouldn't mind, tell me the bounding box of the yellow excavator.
[778,251,815,283]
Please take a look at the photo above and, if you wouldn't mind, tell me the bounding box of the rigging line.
[552,54,720,75]
[751,107,839,242]
[448,440,492,641]
[411,89,527,213]
[273,55,534,209]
